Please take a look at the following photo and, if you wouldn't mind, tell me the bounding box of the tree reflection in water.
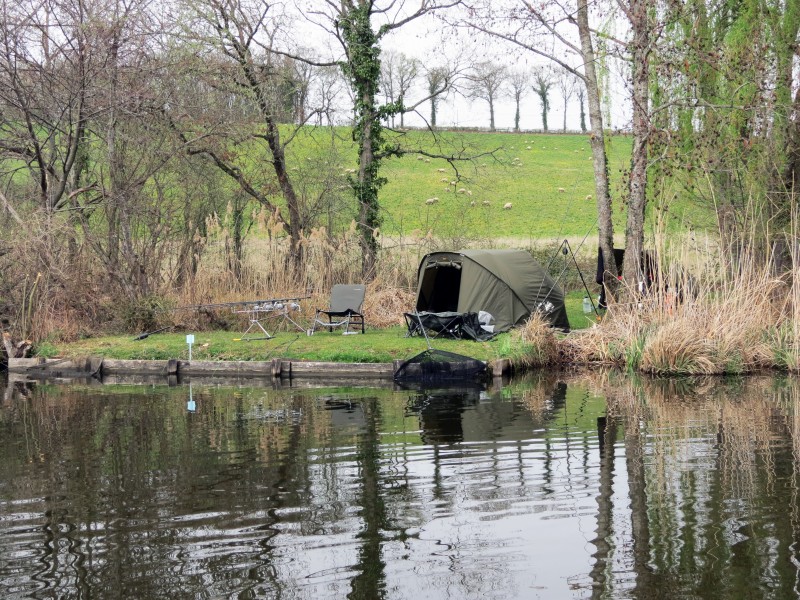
[3,374,800,598]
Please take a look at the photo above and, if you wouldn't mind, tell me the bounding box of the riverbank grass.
[34,290,595,364]
[43,327,509,364]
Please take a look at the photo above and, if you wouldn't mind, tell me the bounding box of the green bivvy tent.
[415,249,570,332]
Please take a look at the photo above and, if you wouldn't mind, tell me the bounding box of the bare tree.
[619,0,654,284]
[177,0,313,265]
[576,84,587,133]
[425,65,453,127]
[290,53,316,123]
[454,1,619,294]
[0,0,190,300]
[314,65,347,126]
[532,67,553,132]
[508,69,529,132]
[466,61,507,131]
[0,0,94,216]
[380,50,419,128]
[556,68,577,132]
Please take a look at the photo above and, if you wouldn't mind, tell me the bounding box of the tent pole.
[563,239,600,316]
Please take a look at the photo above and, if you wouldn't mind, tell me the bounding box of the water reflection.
[3,373,800,598]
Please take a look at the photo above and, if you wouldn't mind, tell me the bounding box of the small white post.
[186,334,195,361]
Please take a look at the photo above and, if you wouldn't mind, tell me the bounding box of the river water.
[1,372,800,599]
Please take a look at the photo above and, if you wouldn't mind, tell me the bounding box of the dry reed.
[562,233,792,374]
[503,313,561,368]
[167,211,423,330]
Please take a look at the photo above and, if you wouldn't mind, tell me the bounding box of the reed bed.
[561,238,795,374]
[10,194,800,380]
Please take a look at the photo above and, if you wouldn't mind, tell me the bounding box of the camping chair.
[310,284,366,335]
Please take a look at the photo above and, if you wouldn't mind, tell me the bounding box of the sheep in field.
[503,202,513,210]
[586,194,593,200]
[482,200,490,206]
[425,197,438,205]
[558,187,565,193]
[437,168,446,172]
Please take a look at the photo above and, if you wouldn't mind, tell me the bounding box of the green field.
[376,130,632,240]
[284,127,713,242]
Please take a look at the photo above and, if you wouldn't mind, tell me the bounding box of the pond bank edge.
[8,357,513,381]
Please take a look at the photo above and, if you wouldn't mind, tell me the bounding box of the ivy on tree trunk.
[338,3,403,280]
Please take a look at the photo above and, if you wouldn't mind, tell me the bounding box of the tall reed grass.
[179,208,423,330]
[562,227,799,374]
[500,314,561,369]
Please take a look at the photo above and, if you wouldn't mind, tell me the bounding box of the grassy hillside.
[377,130,632,240]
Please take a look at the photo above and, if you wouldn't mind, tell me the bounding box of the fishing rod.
[132,326,171,341]
[163,296,311,312]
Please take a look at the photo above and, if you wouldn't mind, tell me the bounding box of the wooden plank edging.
[8,356,505,380]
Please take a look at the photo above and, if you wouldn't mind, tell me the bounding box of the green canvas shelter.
[415,249,570,332]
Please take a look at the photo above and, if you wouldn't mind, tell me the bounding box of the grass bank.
[39,291,598,366]
[43,327,504,364]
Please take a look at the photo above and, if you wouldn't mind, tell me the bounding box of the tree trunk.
[577,0,618,294]
[265,118,303,265]
[225,28,304,268]
[622,0,651,290]
[541,97,549,131]
[772,11,800,221]
[783,84,800,202]
[590,414,617,592]
[579,90,587,132]
[625,412,656,593]
[357,106,379,279]
[340,3,385,281]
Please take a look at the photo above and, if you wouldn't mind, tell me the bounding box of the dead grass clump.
[638,319,717,374]
[637,273,781,374]
[362,286,415,329]
[561,309,645,367]
[505,313,560,368]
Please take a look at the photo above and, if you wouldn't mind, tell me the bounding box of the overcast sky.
[377,13,632,132]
